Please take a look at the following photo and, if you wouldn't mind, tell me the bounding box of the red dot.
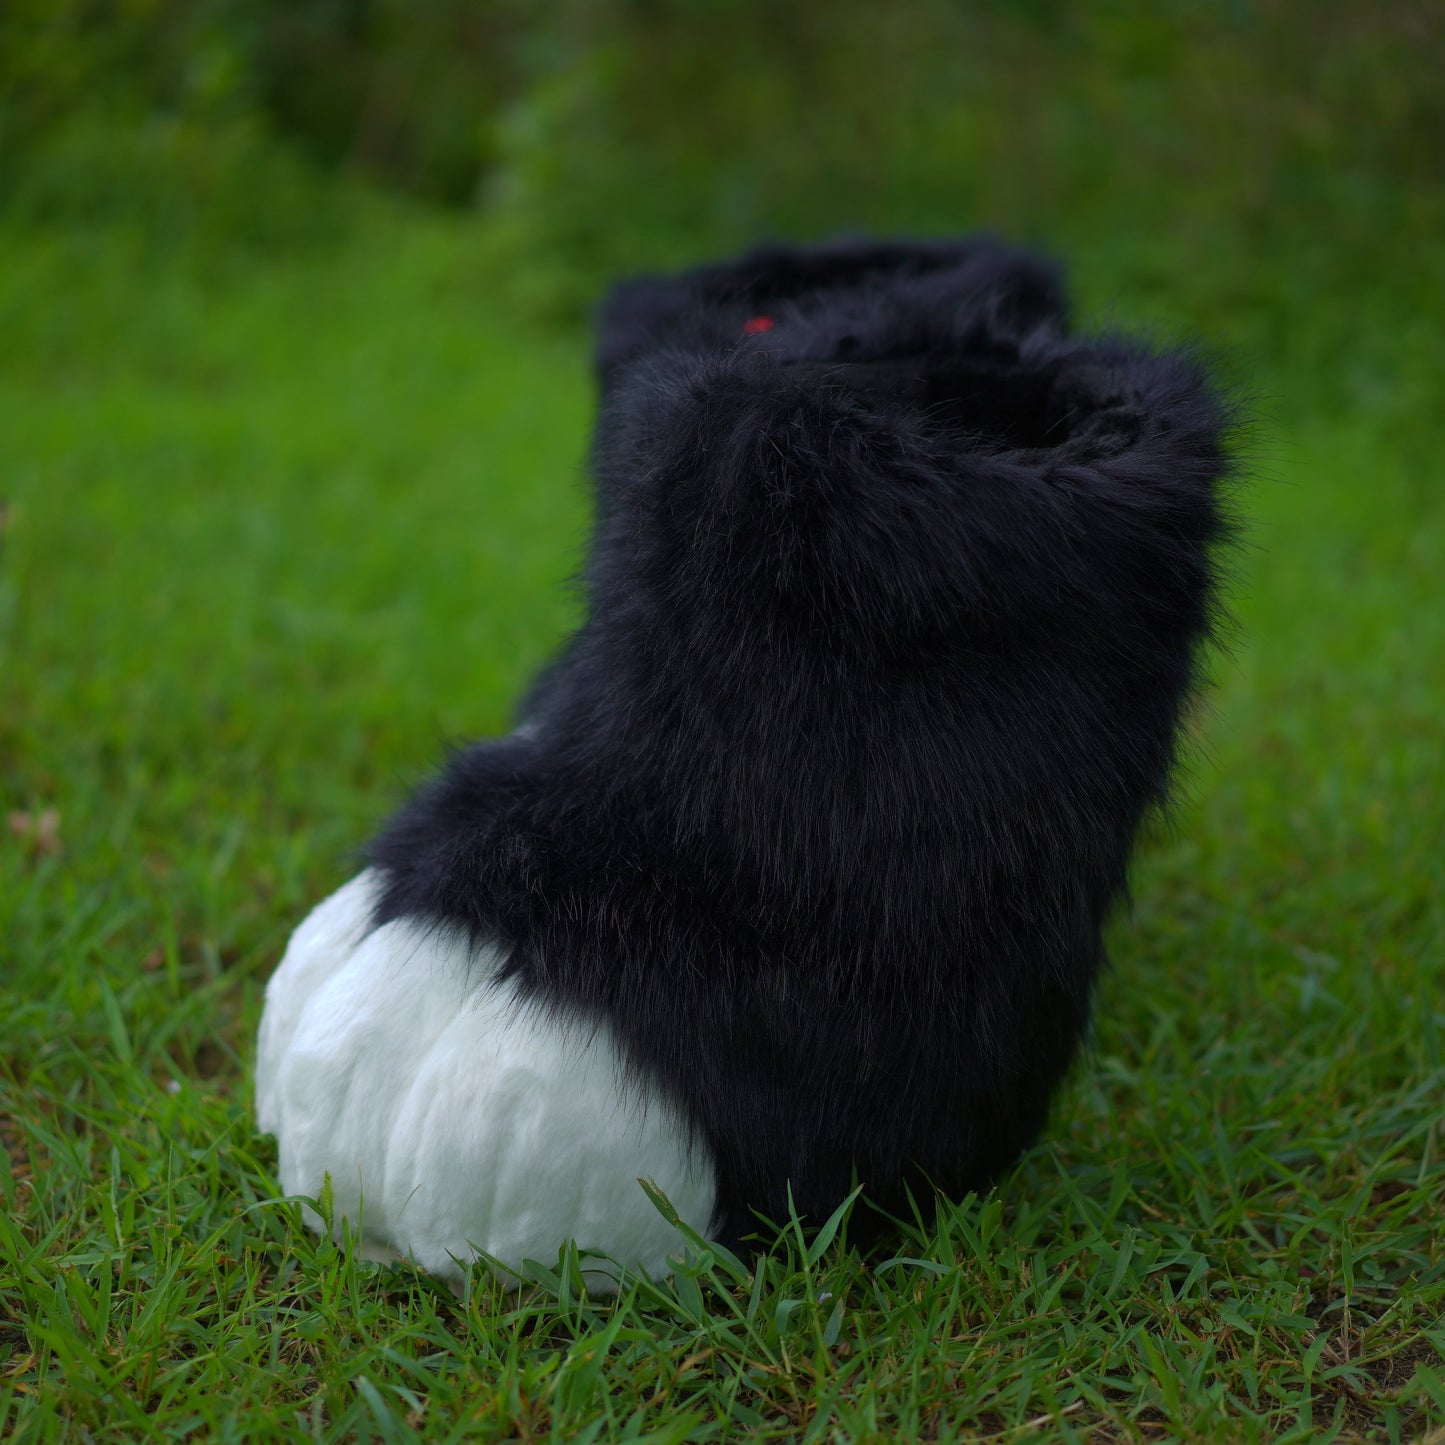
[743,315,775,334]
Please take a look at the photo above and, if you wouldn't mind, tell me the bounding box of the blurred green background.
[4,0,1441,314]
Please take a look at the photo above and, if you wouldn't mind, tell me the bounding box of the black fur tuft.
[368,237,1238,1245]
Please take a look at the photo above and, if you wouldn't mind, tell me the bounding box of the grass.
[1,209,1442,1443]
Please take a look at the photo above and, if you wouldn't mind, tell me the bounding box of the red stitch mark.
[743,315,775,334]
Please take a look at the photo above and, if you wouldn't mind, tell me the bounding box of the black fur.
[368,237,1236,1247]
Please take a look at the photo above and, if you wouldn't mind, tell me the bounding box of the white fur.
[255,871,717,1291]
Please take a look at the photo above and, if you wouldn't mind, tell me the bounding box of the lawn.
[1,209,1442,1442]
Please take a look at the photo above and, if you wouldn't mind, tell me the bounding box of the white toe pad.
[255,872,717,1291]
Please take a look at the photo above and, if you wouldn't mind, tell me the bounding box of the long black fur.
[368,237,1236,1247]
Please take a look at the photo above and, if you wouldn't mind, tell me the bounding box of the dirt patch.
[0,1109,33,1185]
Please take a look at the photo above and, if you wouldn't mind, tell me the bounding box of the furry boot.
[255,236,1235,1289]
